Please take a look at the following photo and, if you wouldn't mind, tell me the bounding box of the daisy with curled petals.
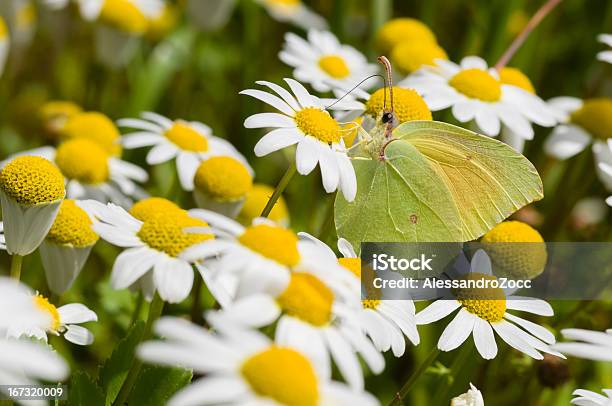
[118,112,250,191]
[401,56,557,146]
[241,78,357,201]
[597,33,612,64]
[280,30,378,93]
[570,389,612,406]
[544,97,612,189]
[451,383,484,406]
[415,250,562,360]
[255,0,327,31]
[553,328,612,362]
[86,200,214,303]
[139,317,378,406]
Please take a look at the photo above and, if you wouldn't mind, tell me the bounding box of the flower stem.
[113,293,164,406]
[260,162,296,218]
[130,292,144,325]
[390,346,440,406]
[494,0,563,70]
[10,254,23,280]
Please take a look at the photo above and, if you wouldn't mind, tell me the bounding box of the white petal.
[318,146,340,193]
[255,80,301,111]
[284,78,316,107]
[122,132,164,148]
[475,108,501,136]
[470,250,492,275]
[415,300,461,325]
[244,112,295,129]
[167,377,248,406]
[216,295,280,328]
[544,125,591,159]
[253,128,302,157]
[64,325,94,345]
[147,143,178,164]
[472,317,498,359]
[111,247,157,289]
[324,328,363,390]
[240,89,295,116]
[504,313,555,344]
[438,308,475,352]
[505,297,554,316]
[336,152,357,202]
[295,138,319,175]
[176,152,200,191]
[117,118,164,133]
[154,258,194,303]
[58,303,98,324]
[491,320,543,359]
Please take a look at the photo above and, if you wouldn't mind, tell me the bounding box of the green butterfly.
[335,119,543,250]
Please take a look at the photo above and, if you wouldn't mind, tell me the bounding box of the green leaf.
[98,321,145,406]
[127,366,193,406]
[69,372,105,406]
[336,121,543,250]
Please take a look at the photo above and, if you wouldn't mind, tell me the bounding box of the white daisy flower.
[415,250,562,360]
[544,97,612,189]
[0,17,9,77]
[139,317,378,406]
[87,200,214,303]
[118,112,250,191]
[255,0,327,31]
[280,30,378,93]
[451,383,484,406]
[570,388,612,406]
[401,56,557,149]
[552,328,612,362]
[0,156,65,255]
[597,33,612,64]
[241,78,357,201]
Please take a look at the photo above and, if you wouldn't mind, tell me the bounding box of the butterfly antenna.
[377,56,394,114]
[324,74,383,110]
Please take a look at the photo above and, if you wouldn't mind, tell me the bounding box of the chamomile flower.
[401,56,557,144]
[552,328,612,362]
[279,30,378,92]
[237,183,290,226]
[118,112,249,191]
[415,250,562,360]
[544,97,612,189]
[570,389,612,405]
[241,79,357,201]
[39,199,99,295]
[193,156,254,218]
[255,0,327,31]
[390,40,448,75]
[0,156,65,255]
[89,201,214,303]
[451,383,484,406]
[39,101,82,139]
[61,111,122,156]
[597,33,612,64]
[0,16,9,77]
[138,317,378,406]
[375,18,437,55]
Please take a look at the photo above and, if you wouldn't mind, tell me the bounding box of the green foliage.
[68,372,105,406]
[127,366,193,406]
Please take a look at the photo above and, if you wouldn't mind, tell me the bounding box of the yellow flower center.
[238,184,289,225]
[570,98,612,140]
[238,224,300,266]
[62,112,122,156]
[365,87,432,123]
[0,156,65,206]
[33,294,61,332]
[99,0,148,34]
[454,273,506,322]
[137,212,213,258]
[376,18,437,54]
[194,157,253,201]
[338,257,361,278]
[55,139,110,185]
[449,69,502,102]
[391,41,448,74]
[40,101,82,135]
[362,299,380,310]
[277,272,334,326]
[241,346,318,406]
[294,108,342,144]
[165,122,209,152]
[480,220,547,280]
[129,197,183,222]
[499,67,535,94]
[318,55,350,79]
[47,200,99,247]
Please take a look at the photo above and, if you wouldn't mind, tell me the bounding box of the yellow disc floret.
[194,157,253,201]
[47,200,99,247]
[165,122,209,152]
[55,139,110,185]
[277,272,334,326]
[449,69,502,102]
[499,67,535,94]
[295,108,342,144]
[99,0,148,34]
[454,273,506,322]
[0,156,65,206]
[391,41,448,74]
[238,224,299,266]
[129,197,183,222]
[238,184,289,225]
[62,112,122,156]
[137,211,213,257]
[241,346,318,406]
[376,18,437,54]
[33,294,61,332]
[365,87,432,123]
[318,55,350,79]
[338,257,361,278]
[362,299,380,309]
[570,98,612,141]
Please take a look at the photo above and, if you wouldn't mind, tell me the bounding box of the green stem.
[113,293,164,406]
[317,193,337,242]
[390,347,440,406]
[260,162,296,218]
[10,255,23,280]
[130,292,144,326]
[190,275,203,324]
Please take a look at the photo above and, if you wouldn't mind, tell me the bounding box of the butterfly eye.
[382,112,394,123]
